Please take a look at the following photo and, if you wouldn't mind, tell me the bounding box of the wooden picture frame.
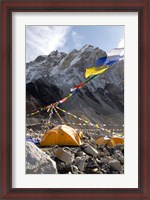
[0,0,149,199]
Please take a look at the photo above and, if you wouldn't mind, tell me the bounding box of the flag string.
[27,74,100,117]
[27,54,124,117]
[26,55,124,137]
[55,106,124,137]
[26,105,124,137]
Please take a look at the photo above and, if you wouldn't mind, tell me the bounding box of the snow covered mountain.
[26,45,124,127]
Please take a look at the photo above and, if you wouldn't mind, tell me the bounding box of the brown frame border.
[0,0,149,199]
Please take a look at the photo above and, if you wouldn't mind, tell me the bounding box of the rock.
[26,141,57,174]
[106,156,114,162]
[71,165,79,174]
[112,171,119,174]
[113,150,124,164]
[99,157,108,164]
[84,157,100,174]
[75,151,86,157]
[100,169,107,174]
[114,144,124,151]
[55,147,74,164]
[74,156,88,172]
[83,144,98,157]
[116,155,124,164]
[95,158,102,165]
[113,149,120,154]
[85,167,99,174]
[106,146,114,155]
[120,166,124,174]
[78,161,86,172]
[98,152,105,157]
[86,157,99,168]
[56,161,71,174]
[101,163,111,174]
[108,159,121,171]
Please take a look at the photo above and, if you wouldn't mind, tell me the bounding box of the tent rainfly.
[40,125,82,147]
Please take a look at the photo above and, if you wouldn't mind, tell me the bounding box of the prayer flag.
[105,55,123,66]
[85,66,109,78]
[96,54,123,67]
[96,56,107,66]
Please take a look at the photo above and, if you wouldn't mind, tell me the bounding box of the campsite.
[26,125,124,174]
[26,49,124,174]
[26,26,124,174]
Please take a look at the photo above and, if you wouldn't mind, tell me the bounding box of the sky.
[26,25,124,62]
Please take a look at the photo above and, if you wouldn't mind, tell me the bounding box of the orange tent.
[40,125,82,147]
[95,136,110,145]
[107,136,124,148]
[95,136,124,147]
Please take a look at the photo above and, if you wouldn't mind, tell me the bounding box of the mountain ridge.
[26,45,124,128]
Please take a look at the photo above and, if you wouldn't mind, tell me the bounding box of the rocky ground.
[26,128,124,174]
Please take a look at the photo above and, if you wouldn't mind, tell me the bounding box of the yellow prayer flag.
[85,66,109,78]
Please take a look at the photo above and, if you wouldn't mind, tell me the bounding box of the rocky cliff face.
[26,45,124,127]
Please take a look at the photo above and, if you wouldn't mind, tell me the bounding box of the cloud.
[26,26,71,62]
[117,38,124,48]
[71,31,84,49]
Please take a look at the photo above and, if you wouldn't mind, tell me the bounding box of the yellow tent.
[95,136,110,145]
[107,136,124,148]
[95,136,124,148]
[40,125,82,147]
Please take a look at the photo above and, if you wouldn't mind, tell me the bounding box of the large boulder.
[26,141,58,174]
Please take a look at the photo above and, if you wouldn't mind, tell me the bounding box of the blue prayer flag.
[96,56,107,66]
[96,54,124,67]
[106,55,124,66]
